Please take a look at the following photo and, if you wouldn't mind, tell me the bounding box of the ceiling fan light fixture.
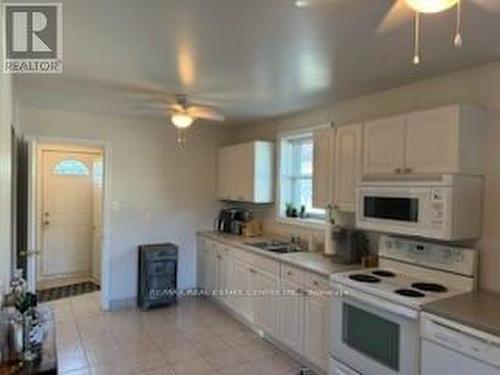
[294,0,310,8]
[171,113,194,129]
[405,0,458,13]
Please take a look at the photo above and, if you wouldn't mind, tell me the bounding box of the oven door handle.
[334,285,419,320]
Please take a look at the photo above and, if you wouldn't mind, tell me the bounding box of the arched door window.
[53,159,90,176]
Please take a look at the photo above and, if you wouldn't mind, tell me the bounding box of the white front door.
[40,151,95,280]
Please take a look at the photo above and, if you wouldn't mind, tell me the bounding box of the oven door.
[330,284,419,375]
[356,186,432,237]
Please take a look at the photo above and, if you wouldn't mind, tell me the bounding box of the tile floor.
[51,292,304,375]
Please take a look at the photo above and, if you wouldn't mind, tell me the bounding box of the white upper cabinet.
[405,105,485,175]
[217,141,274,203]
[312,125,362,211]
[334,123,363,212]
[362,105,486,177]
[312,128,335,209]
[363,115,406,176]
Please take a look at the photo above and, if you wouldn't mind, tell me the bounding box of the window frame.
[276,124,330,229]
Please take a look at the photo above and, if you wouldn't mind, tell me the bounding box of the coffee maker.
[215,208,250,235]
[330,226,366,264]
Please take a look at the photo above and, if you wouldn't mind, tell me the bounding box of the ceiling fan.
[156,94,225,146]
[378,0,500,65]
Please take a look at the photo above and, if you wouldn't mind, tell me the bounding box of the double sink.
[244,240,304,254]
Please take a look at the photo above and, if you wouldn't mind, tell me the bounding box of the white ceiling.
[14,0,500,124]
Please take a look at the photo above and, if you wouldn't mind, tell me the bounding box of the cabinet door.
[406,107,458,174]
[233,261,254,323]
[278,279,305,354]
[313,129,334,208]
[205,249,217,292]
[363,115,406,176]
[334,124,362,212]
[218,253,234,307]
[234,143,255,202]
[253,270,279,337]
[304,294,329,371]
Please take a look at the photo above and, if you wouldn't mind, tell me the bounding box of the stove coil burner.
[411,283,448,293]
[372,270,396,278]
[395,289,425,298]
[349,274,381,283]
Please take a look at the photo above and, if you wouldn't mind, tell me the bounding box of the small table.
[0,306,57,374]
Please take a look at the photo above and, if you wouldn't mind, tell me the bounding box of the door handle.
[43,220,50,226]
[19,250,40,257]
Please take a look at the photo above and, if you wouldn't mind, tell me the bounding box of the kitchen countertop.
[423,291,500,337]
[198,231,361,278]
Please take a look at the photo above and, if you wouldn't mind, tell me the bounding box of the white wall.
[0,69,13,293]
[0,0,15,292]
[228,62,500,293]
[20,107,227,304]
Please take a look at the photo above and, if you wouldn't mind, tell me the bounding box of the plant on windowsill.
[285,203,299,218]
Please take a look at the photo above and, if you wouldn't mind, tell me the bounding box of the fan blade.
[473,0,500,12]
[377,0,413,34]
[187,106,225,121]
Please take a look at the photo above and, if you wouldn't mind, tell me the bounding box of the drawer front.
[304,272,330,291]
[254,255,280,276]
[232,246,256,264]
[219,244,232,257]
[281,264,307,285]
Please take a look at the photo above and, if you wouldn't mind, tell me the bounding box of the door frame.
[26,135,112,311]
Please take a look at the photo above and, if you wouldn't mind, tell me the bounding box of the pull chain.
[454,0,463,48]
[413,11,421,65]
[177,128,186,149]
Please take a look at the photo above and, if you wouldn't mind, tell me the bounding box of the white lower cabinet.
[278,278,306,355]
[253,269,279,337]
[304,293,329,371]
[232,260,254,323]
[198,236,329,373]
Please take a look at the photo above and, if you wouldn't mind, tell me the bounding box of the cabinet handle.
[395,168,402,174]
[313,280,319,287]
[287,271,293,276]
[404,167,413,174]
[216,255,222,260]
[249,268,257,274]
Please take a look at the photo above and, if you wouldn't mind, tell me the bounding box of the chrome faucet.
[290,235,302,251]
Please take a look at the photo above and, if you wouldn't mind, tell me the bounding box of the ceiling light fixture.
[405,0,458,13]
[294,0,310,8]
[171,113,194,129]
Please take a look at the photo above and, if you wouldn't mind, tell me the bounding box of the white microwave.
[356,175,483,241]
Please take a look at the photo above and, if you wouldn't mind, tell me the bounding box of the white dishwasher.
[421,312,500,375]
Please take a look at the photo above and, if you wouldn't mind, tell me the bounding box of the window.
[279,132,325,221]
[53,159,89,176]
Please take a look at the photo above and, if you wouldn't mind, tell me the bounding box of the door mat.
[37,281,100,302]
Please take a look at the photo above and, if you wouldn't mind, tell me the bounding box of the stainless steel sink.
[244,241,303,254]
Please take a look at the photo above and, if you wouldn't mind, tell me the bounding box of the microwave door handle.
[338,288,418,320]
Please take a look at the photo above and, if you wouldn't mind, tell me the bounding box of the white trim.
[276,124,331,225]
[25,135,112,311]
[276,216,327,230]
[277,123,332,139]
